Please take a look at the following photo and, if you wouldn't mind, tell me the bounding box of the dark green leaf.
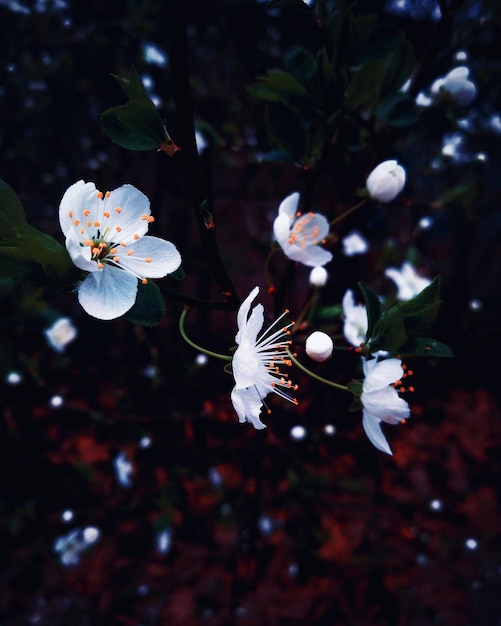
[368,307,407,355]
[0,179,28,245]
[123,280,166,326]
[399,337,454,358]
[345,13,377,66]
[375,92,420,126]
[284,46,321,102]
[357,282,381,339]
[249,69,317,113]
[111,66,152,104]
[169,266,185,281]
[347,380,363,397]
[265,102,307,162]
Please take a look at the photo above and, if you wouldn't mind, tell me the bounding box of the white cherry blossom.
[231,286,298,429]
[44,317,77,352]
[360,356,410,455]
[342,230,369,256]
[385,261,431,301]
[59,180,181,320]
[273,192,332,267]
[342,289,368,347]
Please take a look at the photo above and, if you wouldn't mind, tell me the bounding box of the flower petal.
[362,358,403,393]
[277,192,299,218]
[285,244,333,267]
[362,385,410,424]
[231,386,267,430]
[78,264,138,320]
[273,214,292,247]
[59,180,97,236]
[103,184,151,244]
[362,411,393,455]
[117,236,181,278]
[65,231,97,273]
[235,286,259,344]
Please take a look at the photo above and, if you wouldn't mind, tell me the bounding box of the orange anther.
[113,256,120,262]
[103,212,110,218]
[408,386,415,392]
[141,278,148,285]
[94,221,100,227]
[145,257,152,263]
[97,261,104,269]
[407,369,414,376]
[115,207,122,214]
[127,250,134,256]
[68,211,73,218]
[133,234,139,240]
[116,226,122,232]
[86,220,92,227]
[141,214,148,221]
[82,240,93,246]
[105,191,111,198]
[96,191,103,199]
[83,209,90,216]
[92,247,100,255]
[148,216,155,223]
[73,219,80,226]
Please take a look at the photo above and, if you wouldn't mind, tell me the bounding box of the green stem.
[330,198,367,227]
[179,309,232,361]
[287,349,350,392]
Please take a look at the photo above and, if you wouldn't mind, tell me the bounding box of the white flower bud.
[442,66,477,106]
[305,331,333,362]
[309,266,328,287]
[366,160,406,203]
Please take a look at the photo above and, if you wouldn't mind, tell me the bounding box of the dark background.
[1,0,500,624]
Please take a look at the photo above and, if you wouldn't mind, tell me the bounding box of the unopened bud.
[442,66,477,106]
[309,266,328,287]
[305,331,333,362]
[366,160,406,203]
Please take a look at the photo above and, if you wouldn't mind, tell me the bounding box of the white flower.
[366,160,406,203]
[59,180,181,320]
[360,356,410,455]
[342,230,369,256]
[44,317,77,352]
[385,262,431,301]
[342,290,368,347]
[273,192,332,267]
[231,286,298,429]
[309,266,328,287]
[305,331,333,362]
[441,66,477,106]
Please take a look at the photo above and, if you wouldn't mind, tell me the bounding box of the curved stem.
[287,349,350,392]
[179,308,232,361]
[330,198,367,227]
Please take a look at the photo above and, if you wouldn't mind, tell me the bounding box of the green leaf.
[169,266,185,281]
[399,338,454,358]
[368,307,407,355]
[357,281,381,340]
[249,69,317,113]
[0,179,28,245]
[345,13,377,67]
[284,46,321,103]
[347,380,363,397]
[100,67,174,152]
[375,92,420,127]
[358,24,405,64]
[123,280,166,326]
[265,102,307,162]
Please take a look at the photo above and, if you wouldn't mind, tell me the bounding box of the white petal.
[362,411,393,455]
[363,358,403,393]
[65,231,97,273]
[232,336,260,389]
[235,286,260,344]
[273,214,292,247]
[103,184,151,244]
[362,386,410,424]
[117,236,181,278]
[278,192,299,218]
[77,265,138,320]
[286,244,332,267]
[231,386,267,430]
[59,180,97,236]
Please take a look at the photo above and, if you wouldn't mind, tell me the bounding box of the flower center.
[288,212,321,249]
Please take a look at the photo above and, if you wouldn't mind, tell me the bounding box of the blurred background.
[1,0,500,624]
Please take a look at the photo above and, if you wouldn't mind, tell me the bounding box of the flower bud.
[441,66,477,106]
[309,266,328,287]
[305,331,334,362]
[366,160,406,203]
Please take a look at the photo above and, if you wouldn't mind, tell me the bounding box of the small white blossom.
[305,331,333,362]
[441,66,477,106]
[366,160,406,203]
[44,317,77,352]
[385,262,431,301]
[360,356,410,455]
[231,286,298,429]
[273,192,332,267]
[309,266,328,287]
[342,290,368,347]
[59,181,181,320]
[342,230,369,256]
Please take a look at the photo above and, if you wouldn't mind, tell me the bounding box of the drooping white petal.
[362,385,410,424]
[277,192,299,218]
[273,214,293,247]
[362,412,393,455]
[362,358,404,393]
[285,244,333,267]
[65,231,98,273]
[59,180,98,236]
[116,236,181,278]
[77,265,138,320]
[235,286,260,344]
[231,386,267,430]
